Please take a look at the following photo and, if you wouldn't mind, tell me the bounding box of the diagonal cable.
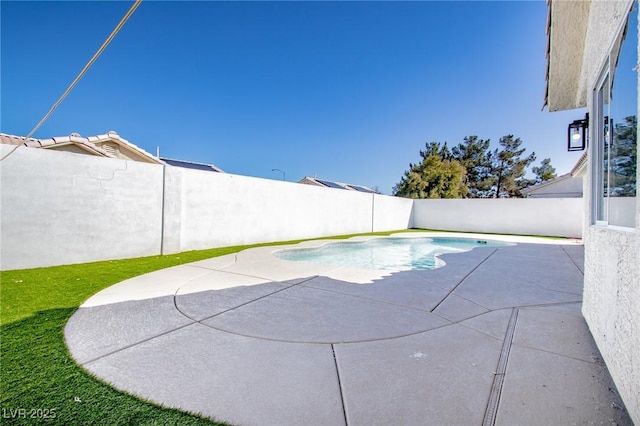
[1,0,142,162]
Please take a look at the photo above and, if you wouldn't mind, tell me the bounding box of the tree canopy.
[394,135,548,199]
[610,115,637,196]
[451,136,493,197]
[490,135,536,198]
[392,142,467,199]
[532,158,557,183]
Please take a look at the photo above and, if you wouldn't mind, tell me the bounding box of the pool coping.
[80,232,582,308]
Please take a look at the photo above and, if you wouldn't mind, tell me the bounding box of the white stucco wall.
[582,227,639,425]
[0,146,414,269]
[175,168,375,250]
[411,198,583,238]
[582,149,639,423]
[0,145,584,271]
[577,0,635,107]
[0,145,164,270]
[161,164,183,254]
[371,194,414,232]
[577,1,640,423]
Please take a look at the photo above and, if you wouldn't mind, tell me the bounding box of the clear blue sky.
[2,0,585,194]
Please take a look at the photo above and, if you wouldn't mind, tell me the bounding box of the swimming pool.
[275,237,509,271]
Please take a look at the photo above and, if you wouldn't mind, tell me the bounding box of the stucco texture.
[547,0,635,111]
[578,2,640,423]
[582,227,640,425]
[1,146,583,271]
[412,198,583,238]
[0,145,164,270]
[0,146,415,270]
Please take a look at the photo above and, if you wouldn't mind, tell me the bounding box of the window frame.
[590,1,638,231]
[592,66,610,226]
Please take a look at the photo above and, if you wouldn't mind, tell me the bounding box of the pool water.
[275,237,508,271]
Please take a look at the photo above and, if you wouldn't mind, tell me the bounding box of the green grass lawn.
[0,231,410,425]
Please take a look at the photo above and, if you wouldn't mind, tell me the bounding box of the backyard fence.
[0,145,582,270]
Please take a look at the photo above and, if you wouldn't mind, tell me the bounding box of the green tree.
[532,158,557,183]
[610,115,637,196]
[490,135,536,198]
[451,136,493,197]
[393,142,467,199]
[419,141,453,160]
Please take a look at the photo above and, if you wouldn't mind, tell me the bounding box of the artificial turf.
[1,231,409,425]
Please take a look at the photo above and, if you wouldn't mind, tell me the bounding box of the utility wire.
[1,0,142,162]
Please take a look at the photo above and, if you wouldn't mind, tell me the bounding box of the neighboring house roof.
[522,154,586,198]
[521,173,577,196]
[161,157,224,173]
[0,130,163,164]
[569,151,588,177]
[0,131,224,172]
[1,132,117,157]
[298,176,379,194]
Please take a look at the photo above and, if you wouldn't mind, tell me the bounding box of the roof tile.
[0,131,220,169]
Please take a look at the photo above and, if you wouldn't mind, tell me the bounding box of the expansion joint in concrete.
[430,248,498,313]
[83,322,196,366]
[331,344,349,426]
[560,245,585,276]
[483,307,519,426]
[177,276,319,324]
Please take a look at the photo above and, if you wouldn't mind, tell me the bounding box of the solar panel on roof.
[348,185,375,193]
[317,179,347,189]
[162,158,220,172]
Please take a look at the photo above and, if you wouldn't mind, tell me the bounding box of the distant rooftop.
[298,176,379,194]
[0,131,223,172]
[161,157,224,173]
[0,130,162,164]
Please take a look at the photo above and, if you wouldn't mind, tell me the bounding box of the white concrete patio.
[64,233,632,425]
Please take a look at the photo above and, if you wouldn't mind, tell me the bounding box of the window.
[593,2,637,228]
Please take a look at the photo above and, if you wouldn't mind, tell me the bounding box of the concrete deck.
[64,233,633,425]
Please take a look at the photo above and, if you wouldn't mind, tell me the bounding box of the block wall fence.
[0,146,582,270]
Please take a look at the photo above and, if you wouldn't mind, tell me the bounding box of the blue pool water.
[275,237,508,271]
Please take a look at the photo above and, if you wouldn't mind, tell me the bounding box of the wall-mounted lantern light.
[568,113,589,151]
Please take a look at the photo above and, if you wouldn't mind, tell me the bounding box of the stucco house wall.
[582,225,639,425]
[580,2,640,421]
[546,1,640,423]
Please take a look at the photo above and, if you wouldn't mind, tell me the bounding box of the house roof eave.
[544,0,591,112]
[92,131,164,165]
[569,151,589,177]
[41,141,116,158]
